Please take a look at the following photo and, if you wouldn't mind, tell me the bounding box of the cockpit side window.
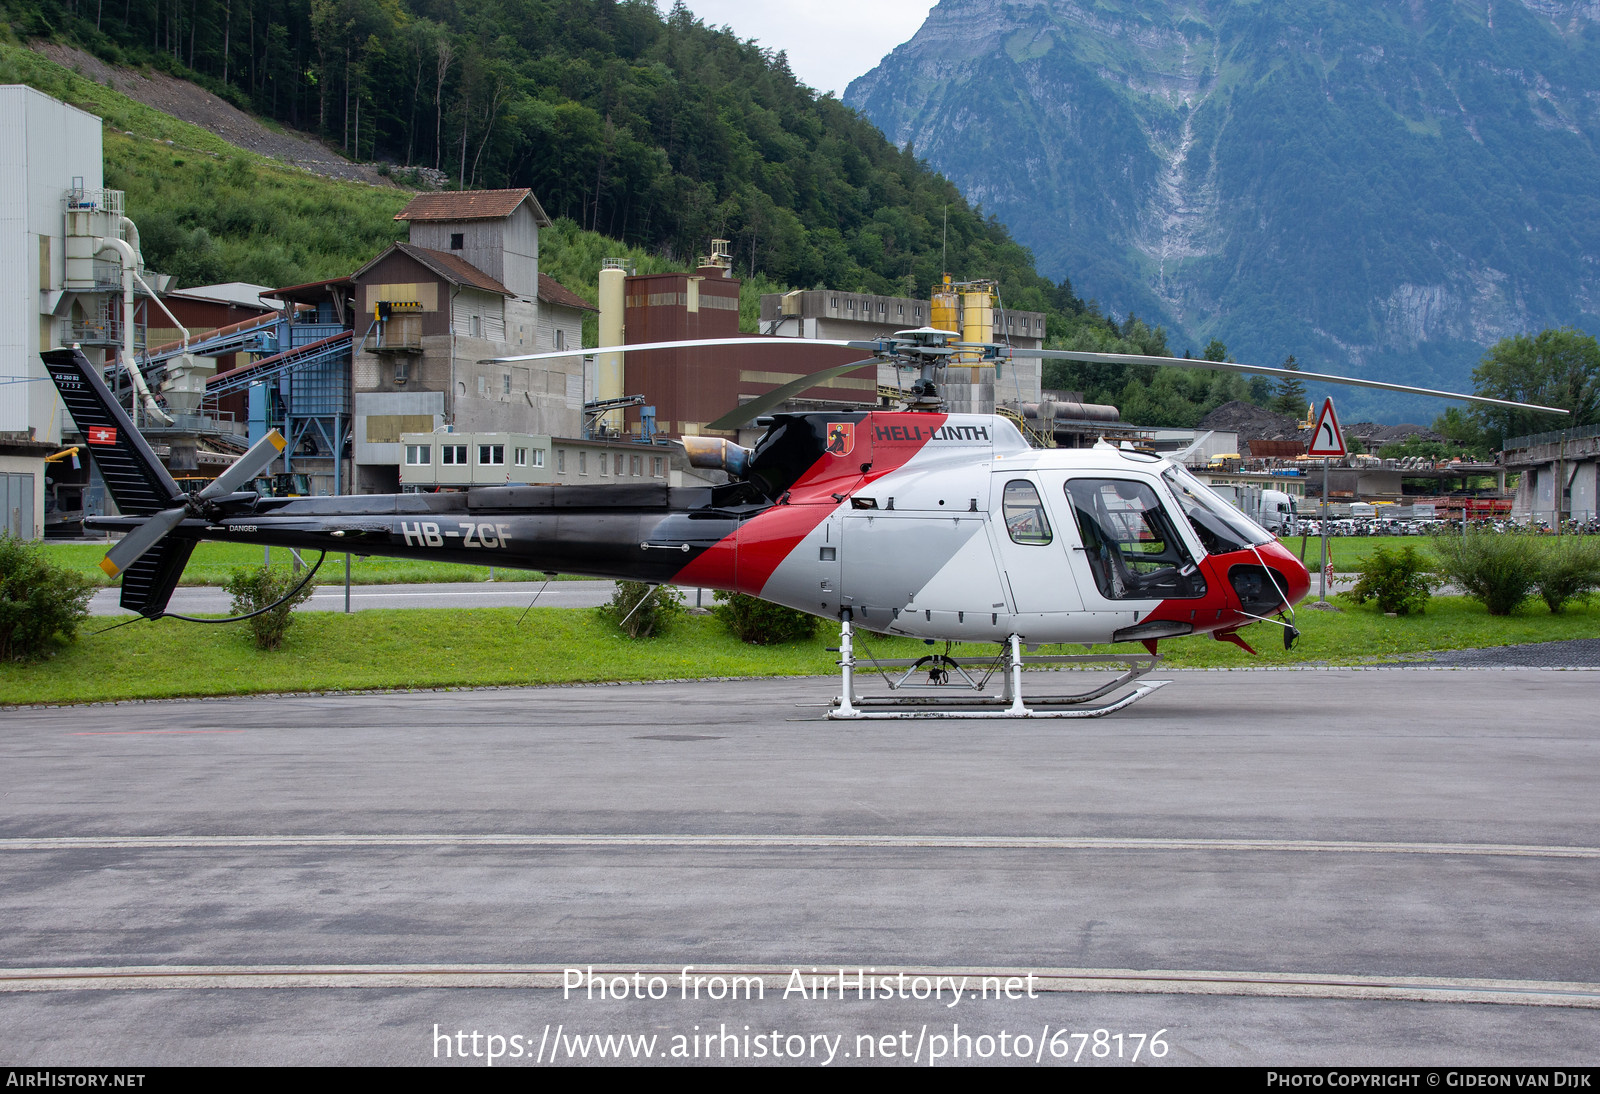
[1002,479,1052,545]
[1064,478,1206,600]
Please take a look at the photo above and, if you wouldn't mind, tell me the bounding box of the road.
[2,667,1597,1065]
[89,580,722,615]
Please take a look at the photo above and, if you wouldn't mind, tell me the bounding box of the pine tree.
[1273,354,1307,417]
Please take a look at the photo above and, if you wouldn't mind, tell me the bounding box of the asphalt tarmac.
[2,668,1597,1066]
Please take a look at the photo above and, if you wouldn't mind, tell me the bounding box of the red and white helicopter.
[44,331,1562,718]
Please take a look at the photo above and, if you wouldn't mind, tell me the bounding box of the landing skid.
[828,622,1169,720]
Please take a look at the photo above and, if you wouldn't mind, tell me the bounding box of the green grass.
[1280,534,1600,573]
[50,534,1595,588]
[0,41,410,288]
[3,597,1594,706]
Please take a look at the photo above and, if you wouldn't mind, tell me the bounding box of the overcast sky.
[679,0,937,97]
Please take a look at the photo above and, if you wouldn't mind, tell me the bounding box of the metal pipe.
[95,238,171,427]
[133,269,188,347]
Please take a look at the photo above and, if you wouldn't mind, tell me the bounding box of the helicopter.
[42,332,1564,718]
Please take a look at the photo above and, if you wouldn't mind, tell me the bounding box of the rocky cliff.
[847,0,1600,419]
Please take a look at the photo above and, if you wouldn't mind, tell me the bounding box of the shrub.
[223,565,314,650]
[1430,531,1540,616]
[1533,537,1600,614]
[713,592,820,645]
[0,535,94,661]
[1343,544,1438,615]
[597,580,684,639]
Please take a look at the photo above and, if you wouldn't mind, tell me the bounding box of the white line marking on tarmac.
[1,963,1596,1007]
[69,730,246,736]
[2,834,1597,858]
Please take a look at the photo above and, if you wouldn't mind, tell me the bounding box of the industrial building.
[758,277,1047,413]
[183,188,668,496]
[0,84,191,537]
[348,189,583,492]
[594,245,880,443]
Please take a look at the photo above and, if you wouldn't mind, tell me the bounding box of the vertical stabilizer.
[41,348,182,515]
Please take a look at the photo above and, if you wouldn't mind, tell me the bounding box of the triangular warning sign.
[1307,397,1347,458]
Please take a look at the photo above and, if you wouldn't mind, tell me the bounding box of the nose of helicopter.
[1258,537,1313,607]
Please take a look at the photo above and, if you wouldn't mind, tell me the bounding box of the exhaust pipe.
[682,436,751,478]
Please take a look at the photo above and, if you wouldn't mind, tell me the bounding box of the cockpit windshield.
[1161,464,1277,555]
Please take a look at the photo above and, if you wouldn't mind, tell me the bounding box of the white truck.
[1259,489,1299,536]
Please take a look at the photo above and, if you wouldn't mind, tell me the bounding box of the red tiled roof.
[395,188,551,225]
[538,273,598,312]
[351,243,513,296]
[395,244,513,296]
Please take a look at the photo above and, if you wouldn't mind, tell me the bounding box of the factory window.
[578,451,587,475]
[514,447,528,467]
[405,445,431,465]
[897,305,904,317]
[478,445,504,466]
[450,233,464,250]
[533,450,545,467]
[630,454,642,476]
[554,328,566,350]
[557,450,565,473]
[651,456,664,478]
[615,454,625,475]
[441,445,468,465]
[502,373,511,395]
[471,315,482,339]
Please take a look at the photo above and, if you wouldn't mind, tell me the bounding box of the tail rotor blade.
[199,430,287,499]
[99,507,187,578]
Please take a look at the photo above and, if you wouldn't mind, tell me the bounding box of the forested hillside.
[3,0,1287,425]
[5,0,1065,310]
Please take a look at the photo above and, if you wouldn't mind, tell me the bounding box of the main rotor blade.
[198,430,287,500]
[100,507,187,577]
[1171,430,1215,462]
[706,357,884,432]
[487,336,874,365]
[999,348,1570,415]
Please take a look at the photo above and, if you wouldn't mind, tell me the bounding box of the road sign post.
[1306,398,1348,604]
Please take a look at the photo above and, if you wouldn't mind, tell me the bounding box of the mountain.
[846,0,1600,420]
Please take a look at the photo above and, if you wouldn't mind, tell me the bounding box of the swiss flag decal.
[87,426,118,445]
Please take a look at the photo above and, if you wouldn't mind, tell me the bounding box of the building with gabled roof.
[391,189,549,301]
[348,190,593,492]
